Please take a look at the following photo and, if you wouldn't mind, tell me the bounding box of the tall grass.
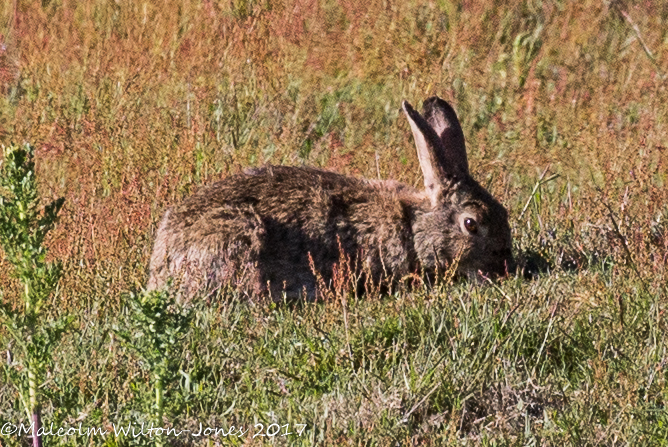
[0,0,667,445]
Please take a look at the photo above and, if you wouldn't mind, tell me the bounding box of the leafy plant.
[0,143,68,447]
[114,288,193,447]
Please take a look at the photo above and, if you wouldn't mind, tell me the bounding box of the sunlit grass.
[0,0,667,445]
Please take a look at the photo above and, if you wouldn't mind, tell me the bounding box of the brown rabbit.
[147,96,513,299]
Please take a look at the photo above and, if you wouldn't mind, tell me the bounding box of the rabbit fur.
[147,96,513,299]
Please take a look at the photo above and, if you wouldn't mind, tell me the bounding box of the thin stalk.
[25,282,30,313]
[28,364,42,447]
[617,8,665,78]
[26,280,42,447]
[519,165,552,221]
[155,373,165,447]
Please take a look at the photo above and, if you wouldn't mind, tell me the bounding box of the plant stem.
[28,365,42,447]
[155,373,164,447]
[25,282,31,313]
[26,277,41,447]
[32,410,42,447]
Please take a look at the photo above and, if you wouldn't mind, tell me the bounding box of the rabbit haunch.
[147,96,513,299]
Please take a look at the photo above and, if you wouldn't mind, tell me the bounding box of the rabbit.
[147,96,514,300]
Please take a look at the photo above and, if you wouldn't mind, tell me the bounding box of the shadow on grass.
[515,245,615,279]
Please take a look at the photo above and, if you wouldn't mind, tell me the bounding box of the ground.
[0,0,667,445]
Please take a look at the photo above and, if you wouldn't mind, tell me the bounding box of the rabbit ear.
[403,99,455,205]
[422,96,469,176]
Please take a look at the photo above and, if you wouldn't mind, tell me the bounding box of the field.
[1,0,667,445]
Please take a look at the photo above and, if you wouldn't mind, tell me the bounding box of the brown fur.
[147,97,514,299]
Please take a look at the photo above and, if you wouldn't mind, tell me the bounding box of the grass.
[1,0,668,445]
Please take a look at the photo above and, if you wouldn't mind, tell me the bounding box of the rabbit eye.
[464,218,478,234]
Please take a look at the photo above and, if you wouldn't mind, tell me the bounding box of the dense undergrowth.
[1,0,667,444]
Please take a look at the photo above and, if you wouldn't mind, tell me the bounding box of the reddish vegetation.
[0,0,667,306]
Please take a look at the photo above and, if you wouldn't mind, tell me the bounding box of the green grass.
[1,0,668,445]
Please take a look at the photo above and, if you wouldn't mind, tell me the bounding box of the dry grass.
[1,0,668,445]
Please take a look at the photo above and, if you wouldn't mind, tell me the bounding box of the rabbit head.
[403,97,513,278]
